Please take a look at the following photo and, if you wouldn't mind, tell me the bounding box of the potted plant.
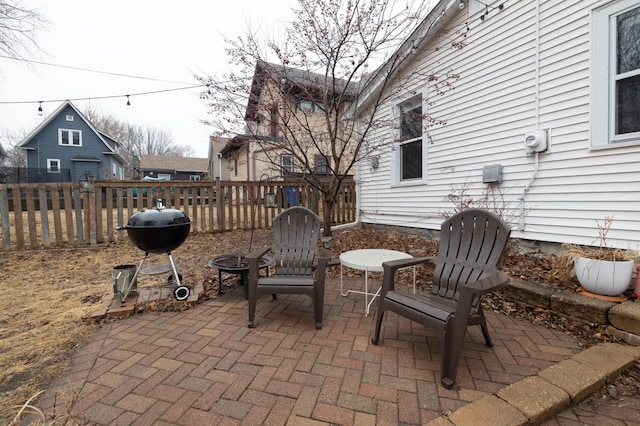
[552,216,638,298]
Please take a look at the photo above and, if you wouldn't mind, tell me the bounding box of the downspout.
[518,0,541,231]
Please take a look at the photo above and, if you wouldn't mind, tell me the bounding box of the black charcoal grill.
[117,200,191,302]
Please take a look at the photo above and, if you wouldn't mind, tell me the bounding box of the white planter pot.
[574,257,634,296]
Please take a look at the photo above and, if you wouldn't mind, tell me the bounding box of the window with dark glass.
[59,129,82,146]
[47,159,60,173]
[314,155,329,174]
[270,106,279,137]
[281,154,293,174]
[398,96,423,180]
[615,6,640,135]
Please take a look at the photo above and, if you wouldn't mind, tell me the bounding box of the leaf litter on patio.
[0,226,637,422]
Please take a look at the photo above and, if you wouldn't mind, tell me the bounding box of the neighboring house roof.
[17,100,127,164]
[139,155,209,173]
[220,137,245,156]
[246,60,357,121]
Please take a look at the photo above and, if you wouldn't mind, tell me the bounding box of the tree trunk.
[322,198,333,237]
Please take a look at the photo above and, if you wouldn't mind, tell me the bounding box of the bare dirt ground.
[0,226,638,423]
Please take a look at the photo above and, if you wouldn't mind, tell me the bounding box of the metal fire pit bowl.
[208,254,275,299]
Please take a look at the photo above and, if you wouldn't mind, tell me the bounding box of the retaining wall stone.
[503,281,640,346]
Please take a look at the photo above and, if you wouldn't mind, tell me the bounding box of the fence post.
[80,177,96,244]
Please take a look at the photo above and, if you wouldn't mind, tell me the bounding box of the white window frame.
[157,173,172,180]
[58,129,82,146]
[111,162,124,180]
[281,154,293,174]
[189,175,201,181]
[391,88,427,186]
[591,0,640,149]
[314,155,329,174]
[47,159,60,173]
[65,114,74,121]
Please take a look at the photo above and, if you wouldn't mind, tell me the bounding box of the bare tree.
[0,0,46,60]
[83,106,194,177]
[198,0,458,236]
[0,129,26,168]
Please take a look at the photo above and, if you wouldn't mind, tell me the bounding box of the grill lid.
[126,200,190,228]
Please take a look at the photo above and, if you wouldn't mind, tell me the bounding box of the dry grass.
[0,229,272,423]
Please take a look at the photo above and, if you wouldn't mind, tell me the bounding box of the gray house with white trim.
[18,101,126,182]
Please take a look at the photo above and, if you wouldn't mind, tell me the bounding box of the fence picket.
[25,186,38,248]
[12,186,24,249]
[0,186,10,250]
[63,183,74,242]
[50,183,63,245]
[73,186,84,244]
[38,184,51,248]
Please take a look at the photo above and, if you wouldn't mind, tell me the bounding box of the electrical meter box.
[524,129,548,153]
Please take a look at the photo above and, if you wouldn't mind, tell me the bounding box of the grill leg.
[167,251,181,286]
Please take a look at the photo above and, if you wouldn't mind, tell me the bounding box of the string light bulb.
[126,95,131,107]
[37,101,43,115]
[458,0,465,9]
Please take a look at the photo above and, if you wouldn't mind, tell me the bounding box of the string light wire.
[0,54,194,85]
[0,84,208,106]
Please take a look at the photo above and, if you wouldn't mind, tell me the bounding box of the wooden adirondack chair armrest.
[246,247,271,271]
[383,256,435,272]
[381,256,435,292]
[317,248,332,265]
[461,270,510,296]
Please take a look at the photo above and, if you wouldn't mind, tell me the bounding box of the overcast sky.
[0,0,295,158]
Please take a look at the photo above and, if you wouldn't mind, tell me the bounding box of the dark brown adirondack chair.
[247,206,331,330]
[371,209,511,389]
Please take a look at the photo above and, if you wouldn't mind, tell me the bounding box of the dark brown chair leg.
[314,283,324,330]
[248,288,257,328]
[440,330,460,390]
[477,309,493,347]
[371,307,385,344]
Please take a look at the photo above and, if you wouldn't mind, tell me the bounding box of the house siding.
[358,0,640,250]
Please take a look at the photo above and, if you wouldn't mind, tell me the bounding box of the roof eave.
[348,0,458,116]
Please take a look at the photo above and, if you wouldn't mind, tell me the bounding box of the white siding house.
[354,0,640,250]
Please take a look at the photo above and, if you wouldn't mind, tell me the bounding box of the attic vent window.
[300,100,323,113]
[66,115,74,121]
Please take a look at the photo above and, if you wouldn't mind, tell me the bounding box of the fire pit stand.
[208,255,275,299]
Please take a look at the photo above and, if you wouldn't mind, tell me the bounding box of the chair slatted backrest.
[273,207,321,276]
[432,209,510,301]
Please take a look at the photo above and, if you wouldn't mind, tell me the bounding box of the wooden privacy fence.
[0,180,356,251]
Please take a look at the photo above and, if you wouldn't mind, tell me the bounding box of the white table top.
[339,249,413,272]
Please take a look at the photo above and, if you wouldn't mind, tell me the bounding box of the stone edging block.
[537,358,606,402]
[427,343,640,425]
[497,376,569,424]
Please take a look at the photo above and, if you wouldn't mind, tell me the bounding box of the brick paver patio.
[37,276,582,425]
